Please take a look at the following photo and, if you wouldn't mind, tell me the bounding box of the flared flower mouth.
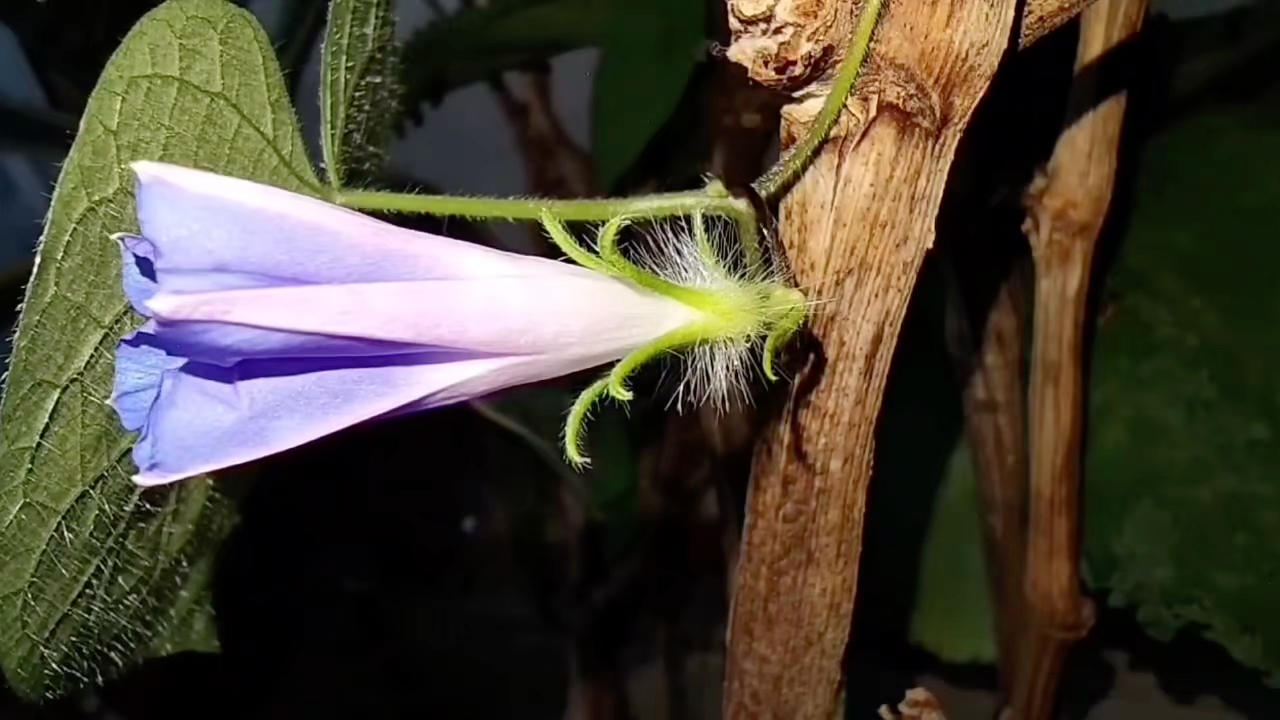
[111,161,701,486]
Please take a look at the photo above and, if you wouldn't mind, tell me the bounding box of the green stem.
[750,0,885,201]
[326,0,884,255]
[336,188,744,226]
[337,186,761,262]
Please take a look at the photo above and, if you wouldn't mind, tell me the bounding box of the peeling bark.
[1011,0,1149,716]
[878,687,949,720]
[1020,0,1098,48]
[720,0,1019,717]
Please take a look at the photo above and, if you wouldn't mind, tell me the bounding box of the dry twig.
[1011,0,1149,716]
[720,0,1020,716]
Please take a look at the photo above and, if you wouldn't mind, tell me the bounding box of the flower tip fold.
[129,159,173,183]
[116,233,157,314]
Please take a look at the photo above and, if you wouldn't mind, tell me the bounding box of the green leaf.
[1084,82,1280,685]
[0,0,320,699]
[399,0,607,109]
[143,550,221,657]
[397,0,704,189]
[320,0,401,187]
[909,440,997,665]
[591,0,705,190]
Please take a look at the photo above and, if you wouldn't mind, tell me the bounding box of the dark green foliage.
[1084,83,1280,685]
[320,0,401,187]
[399,0,708,189]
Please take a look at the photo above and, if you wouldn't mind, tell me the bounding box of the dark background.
[1,0,1279,718]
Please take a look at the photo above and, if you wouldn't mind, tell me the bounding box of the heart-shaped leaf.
[0,0,320,698]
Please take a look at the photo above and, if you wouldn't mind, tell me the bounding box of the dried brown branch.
[706,60,786,189]
[1020,0,1098,49]
[491,70,596,253]
[1011,0,1149,717]
[947,260,1032,692]
[719,0,1020,716]
[492,71,595,199]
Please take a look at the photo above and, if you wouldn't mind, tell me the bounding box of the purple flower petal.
[151,320,430,365]
[117,234,157,313]
[144,275,694,357]
[123,331,521,486]
[112,326,183,434]
[131,161,586,290]
[112,162,702,486]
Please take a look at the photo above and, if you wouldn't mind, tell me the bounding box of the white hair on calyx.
[629,213,798,413]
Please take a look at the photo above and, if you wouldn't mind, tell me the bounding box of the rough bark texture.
[1020,0,1098,48]
[720,0,1020,717]
[1011,0,1149,717]
[951,262,1032,691]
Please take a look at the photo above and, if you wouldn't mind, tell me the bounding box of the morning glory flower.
[112,162,704,486]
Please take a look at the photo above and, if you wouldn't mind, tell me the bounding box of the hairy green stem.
[749,0,885,201]
[335,186,760,251]
[338,188,708,219]
[330,0,884,258]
